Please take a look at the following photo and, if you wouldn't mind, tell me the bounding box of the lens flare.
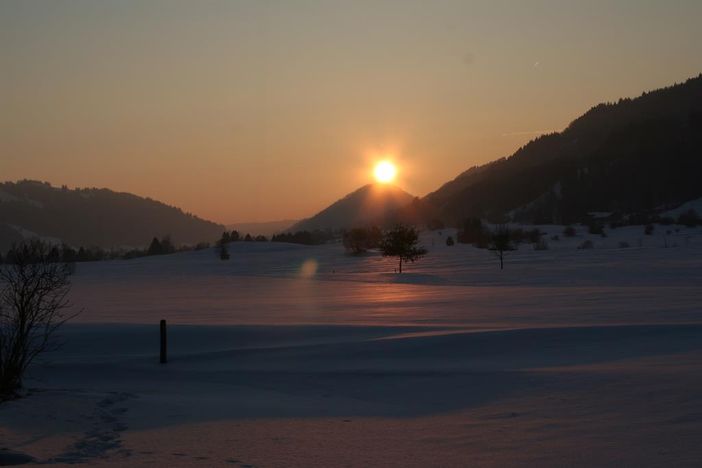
[299,259,318,278]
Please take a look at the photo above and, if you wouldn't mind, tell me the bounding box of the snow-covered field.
[1,225,702,467]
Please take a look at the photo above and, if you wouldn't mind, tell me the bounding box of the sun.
[373,160,397,184]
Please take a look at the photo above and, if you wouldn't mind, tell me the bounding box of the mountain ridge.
[289,183,415,232]
[422,73,702,224]
[0,180,224,251]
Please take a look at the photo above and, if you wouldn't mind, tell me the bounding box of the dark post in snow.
[159,319,167,364]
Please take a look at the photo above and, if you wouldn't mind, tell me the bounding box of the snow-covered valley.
[1,225,702,467]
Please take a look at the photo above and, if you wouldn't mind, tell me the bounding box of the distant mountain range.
[290,184,415,232]
[4,75,700,246]
[0,181,223,251]
[423,74,702,225]
[226,219,299,237]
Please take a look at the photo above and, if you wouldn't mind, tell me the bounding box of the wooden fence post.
[160,319,167,364]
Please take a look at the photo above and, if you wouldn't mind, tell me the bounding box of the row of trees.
[216,223,429,273]
[271,230,336,245]
[604,208,701,229]
[1,243,114,266]
[340,222,537,272]
[220,230,269,243]
[0,235,216,266]
[216,231,269,261]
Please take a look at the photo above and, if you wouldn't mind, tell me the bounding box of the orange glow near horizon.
[3,2,701,224]
[373,160,397,184]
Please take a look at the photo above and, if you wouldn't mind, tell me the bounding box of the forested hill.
[0,180,223,250]
[424,74,702,224]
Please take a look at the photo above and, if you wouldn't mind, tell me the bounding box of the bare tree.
[489,225,515,270]
[0,240,75,399]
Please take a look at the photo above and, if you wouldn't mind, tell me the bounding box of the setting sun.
[373,161,397,184]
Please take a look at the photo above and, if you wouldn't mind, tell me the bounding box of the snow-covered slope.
[1,223,701,466]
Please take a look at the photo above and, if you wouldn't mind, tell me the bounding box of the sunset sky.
[2,0,701,224]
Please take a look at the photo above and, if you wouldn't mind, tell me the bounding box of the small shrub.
[218,243,230,260]
[533,239,549,250]
[577,240,594,250]
[526,228,542,244]
[677,209,700,227]
[644,224,654,235]
[456,218,489,245]
[343,226,382,254]
[588,223,604,235]
[446,236,455,246]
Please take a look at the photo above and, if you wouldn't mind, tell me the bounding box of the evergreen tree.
[218,241,230,260]
[160,236,175,254]
[47,246,61,263]
[457,218,489,246]
[147,237,162,256]
[678,209,700,227]
[380,225,427,274]
[61,244,77,263]
[219,231,229,245]
[343,228,371,254]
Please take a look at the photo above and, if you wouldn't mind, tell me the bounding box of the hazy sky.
[2,0,701,224]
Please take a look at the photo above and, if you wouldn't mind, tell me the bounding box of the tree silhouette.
[489,225,515,270]
[343,226,382,254]
[217,232,230,260]
[380,225,427,273]
[218,242,230,260]
[160,236,175,254]
[0,240,75,398]
[147,237,163,255]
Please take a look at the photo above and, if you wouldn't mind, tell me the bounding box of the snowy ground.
[1,224,702,467]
